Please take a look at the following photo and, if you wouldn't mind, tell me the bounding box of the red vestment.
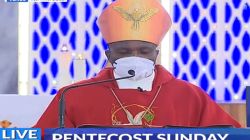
[34,65,241,128]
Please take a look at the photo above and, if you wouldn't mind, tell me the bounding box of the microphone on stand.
[58,70,135,128]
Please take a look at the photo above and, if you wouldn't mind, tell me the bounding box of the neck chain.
[110,86,162,125]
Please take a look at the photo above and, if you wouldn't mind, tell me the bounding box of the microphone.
[58,70,135,128]
[128,70,135,76]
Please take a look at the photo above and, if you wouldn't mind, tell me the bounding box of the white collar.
[113,71,155,91]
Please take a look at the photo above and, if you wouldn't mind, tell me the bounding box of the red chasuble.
[34,65,241,128]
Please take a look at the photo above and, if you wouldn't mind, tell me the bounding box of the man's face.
[105,40,159,64]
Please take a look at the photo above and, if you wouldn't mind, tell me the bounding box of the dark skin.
[105,40,159,64]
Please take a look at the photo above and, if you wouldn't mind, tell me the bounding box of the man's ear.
[156,49,159,56]
[154,49,160,64]
[105,50,114,67]
[105,50,111,60]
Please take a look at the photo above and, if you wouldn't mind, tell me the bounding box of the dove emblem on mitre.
[113,6,159,30]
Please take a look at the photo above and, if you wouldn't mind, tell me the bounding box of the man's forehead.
[109,40,157,49]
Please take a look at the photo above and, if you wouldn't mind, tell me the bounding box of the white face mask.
[113,57,155,81]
